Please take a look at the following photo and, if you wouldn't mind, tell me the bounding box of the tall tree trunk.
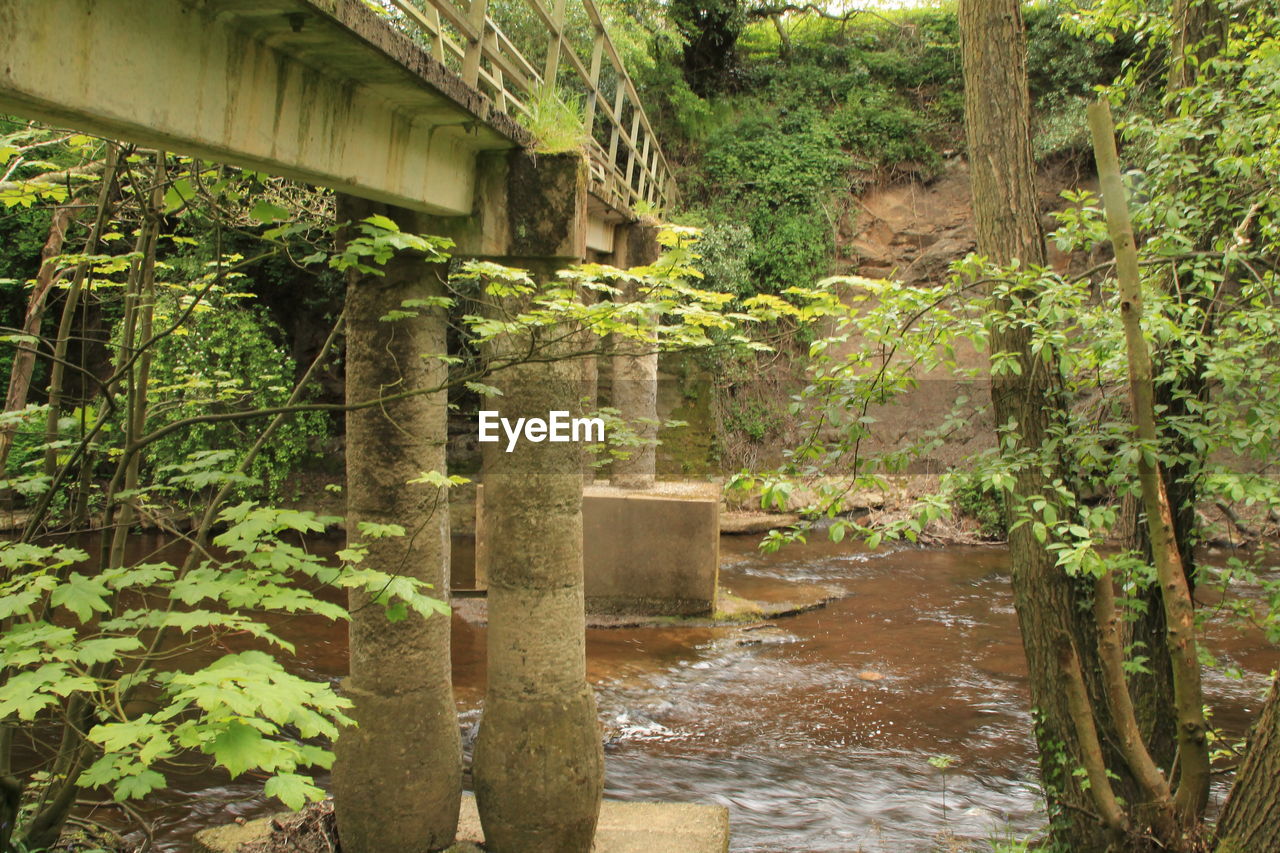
[42,143,122,498]
[958,0,1113,846]
[472,263,603,851]
[1215,673,1280,852]
[332,196,461,852]
[0,205,74,472]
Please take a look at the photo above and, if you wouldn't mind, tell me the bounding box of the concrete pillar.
[332,196,461,853]
[579,306,600,486]
[432,152,603,851]
[609,223,662,489]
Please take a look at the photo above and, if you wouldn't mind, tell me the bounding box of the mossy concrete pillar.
[432,151,604,852]
[474,309,602,852]
[332,195,461,852]
[609,223,662,489]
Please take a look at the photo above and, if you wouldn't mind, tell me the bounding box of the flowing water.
[83,535,1278,852]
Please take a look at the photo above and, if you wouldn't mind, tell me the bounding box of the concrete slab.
[193,795,730,852]
[457,795,729,852]
[581,483,720,616]
[475,482,721,616]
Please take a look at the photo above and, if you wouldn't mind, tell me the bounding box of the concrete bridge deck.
[0,0,672,247]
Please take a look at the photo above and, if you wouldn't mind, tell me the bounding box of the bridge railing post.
[582,31,605,140]
[462,0,490,86]
[542,0,568,89]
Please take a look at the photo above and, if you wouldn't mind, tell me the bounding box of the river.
[88,534,1278,852]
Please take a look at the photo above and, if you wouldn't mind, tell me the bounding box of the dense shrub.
[692,223,754,297]
[696,107,847,293]
[951,470,1008,540]
[144,298,329,500]
[645,2,1133,300]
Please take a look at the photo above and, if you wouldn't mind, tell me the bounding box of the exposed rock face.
[844,160,977,283]
[820,159,1100,472]
[844,158,1097,282]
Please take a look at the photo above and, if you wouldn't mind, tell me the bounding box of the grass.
[517,85,588,153]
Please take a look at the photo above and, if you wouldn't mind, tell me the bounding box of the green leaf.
[264,773,326,811]
[164,179,196,212]
[209,721,266,778]
[88,717,161,753]
[115,768,167,800]
[50,573,111,623]
[67,636,144,664]
[362,213,399,232]
[249,200,291,224]
[356,521,405,540]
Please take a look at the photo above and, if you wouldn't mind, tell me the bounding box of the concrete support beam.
[476,484,721,616]
[0,0,526,214]
[609,222,662,489]
[195,796,732,853]
[424,150,589,260]
[456,152,603,851]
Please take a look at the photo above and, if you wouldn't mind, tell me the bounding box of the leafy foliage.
[693,107,846,295]
[0,510,443,811]
[144,297,328,500]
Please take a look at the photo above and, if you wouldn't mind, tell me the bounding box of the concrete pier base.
[581,482,719,616]
[194,795,730,853]
[475,481,720,616]
[456,795,730,853]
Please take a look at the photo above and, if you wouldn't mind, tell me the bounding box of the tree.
[955,0,1118,846]
[669,0,747,94]
[770,1,1280,844]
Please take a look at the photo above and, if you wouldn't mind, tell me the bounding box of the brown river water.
[84,534,1278,852]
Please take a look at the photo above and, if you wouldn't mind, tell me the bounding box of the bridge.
[0,4,714,850]
[0,0,674,252]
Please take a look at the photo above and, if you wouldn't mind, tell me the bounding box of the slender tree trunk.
[1167,0,1226,95]
[331,196,461,852]
[472,262,603,851]
[107,157,164,571]
[1090,99,1209,823]
[1126,0,1225,775]
[957,0,1113,846]
[1215,673,1280,852]
[42,144,122,494]
[772,15,792,63]
[17,157,163,852]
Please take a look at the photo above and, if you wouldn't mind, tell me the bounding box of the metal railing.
[381,0,675,214]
